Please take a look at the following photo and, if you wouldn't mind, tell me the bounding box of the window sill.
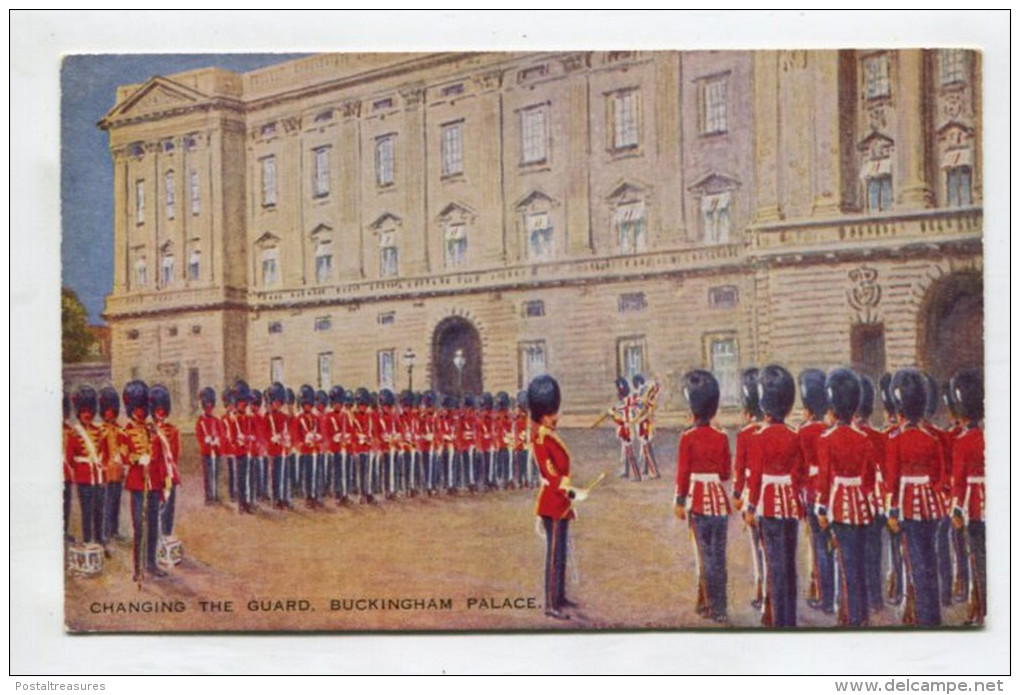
[699,129,729,139]
[519,160,551,174]
[376,183,398,193]
[607,147,643,162]
[441,172,466,183]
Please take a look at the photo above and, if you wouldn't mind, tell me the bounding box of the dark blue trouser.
[888,524,904,602]
[864,514,885,612]
[131,490,161,572]
[202,456,218,502]
[690,514,728,620]
[226,456,237,501]
[77,484,104,544]
[936,517,954,606]
[161,485,177,536]
[903,519,942,626]
[808,509,835,611]
[271,455,287,503]
[497,449,510,487]
[833,524,868,626]
[330,452,347,498]
[258,456,270,500]
[105,481,123,539]
[542,516,570,612]
[236,455,250,507]
[300,454,320,501]
[761,517,799,627]
[64,482,73,538]
[967,521,986,619]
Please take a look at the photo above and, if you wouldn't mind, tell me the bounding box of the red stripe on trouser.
[689,515,705,611]
[548,519,558,610]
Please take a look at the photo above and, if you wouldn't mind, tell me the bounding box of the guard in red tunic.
[949,369,985,625]
[295,385,322,508]
[220,388,237,503]
[855,375,888,615]
[816,368,877,627]
[121,380,167,579]
[67,386,105,549]
[228,380,257,514]
[99,386,126,545]
[886,368,947,626]
[63,393,75,542]
[744,365,806,628]
[196,387,223,505]
[942,381,969,603]
[265,383,293,510]
[798,368,834,615]
[922,373,954,608]
[674,370,732,624]
[633,374,662,479]
[150,384,181,538]
[514,390,534,488]
[352,388,377,504]
[479,393,497,489]
[495,392,514,489]
[419,391,439,495]
[397,390,416,496]
[323,385,346,504]
[732,368,765,610]
[879,372,905,606]
[610,378,641,481]
[456,395,475,492]
[378,389,400,500]
[530,374,584,621]
[437,395,457,494]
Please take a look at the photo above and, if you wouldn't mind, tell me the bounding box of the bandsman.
[633,374,662,479]
[150,384,181,538]
[816,368,877,627]
[674,370,732,624]
[62,393,74,542]
[67,386,105,552]
[195,387,223,505]
[886,368,947,626]
[732,368,765,610]
[99,386,126,545]
[798,368,834,615]
[611,378,641,481]
[121,380,167,579]
[744,365,806,628]
[949,369,985,625]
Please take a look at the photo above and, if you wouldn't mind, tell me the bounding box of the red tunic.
[478,411,494,450]
[533,425,574,521]
[378,407,400,452]
[122,418,167,493]
[731,422,761,501]
[951,426,985,522]
[219,411,237,457]
[417,409,435,453]
[295,410,322,456]
[747,422,807,519]
[352,408,373,455]
[62,422,74,483]
[437,411,456,450]
[857,422,887,514]
[455,409,474,452]
[195,413,224,458]
[495,410,513,450]
[675,424,732,516]
[797,420,827,504]
[816,424,876,525]
[152,420,182,485]
[886,424,947,521]
[514,411,529,452]
[264,410,292,457]
[99,420,127,484]
[66,421,104,486]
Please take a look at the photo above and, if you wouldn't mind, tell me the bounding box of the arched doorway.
[918,271,983,386]
[432,316,483,397]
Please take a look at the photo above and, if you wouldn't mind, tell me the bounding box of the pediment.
[309,224,334,240]
[254,232,281,248]
[857,130,895,152]
[104,77,208,121]
[688,172,741,194]
[936,120,975,142]
[369,212,402,230]
[438,202,475,222]
[606,180,648,202]
[514,190,557,211]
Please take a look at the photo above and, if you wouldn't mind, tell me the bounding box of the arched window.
[164,171,175,220]
[134,256,148,287]
[188,249,201,281]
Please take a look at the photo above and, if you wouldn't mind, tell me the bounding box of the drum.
[157,536,184,568]
[68,543,104,576]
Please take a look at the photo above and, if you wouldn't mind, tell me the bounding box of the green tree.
[62,287,95,363]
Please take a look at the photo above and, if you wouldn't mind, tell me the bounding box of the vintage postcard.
[58,45,989,639]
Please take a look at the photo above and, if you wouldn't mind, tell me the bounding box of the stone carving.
[847,265,882,312]
[781,50,808,72]
[341,100,362,119]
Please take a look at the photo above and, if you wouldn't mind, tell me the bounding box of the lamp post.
[403,347,416,392]
[453,348,466,398]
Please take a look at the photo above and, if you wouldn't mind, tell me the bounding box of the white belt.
[833,476,862,486]
[690,473,721,483]
[966,476,985,484]
[809,466,819,476]
[762,474,792,485]
[901,475,931,485]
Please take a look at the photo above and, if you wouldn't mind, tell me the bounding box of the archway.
[432,316,483,397]
[918,271,983,387]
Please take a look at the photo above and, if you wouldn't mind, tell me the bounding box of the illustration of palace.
[98,50,983,425]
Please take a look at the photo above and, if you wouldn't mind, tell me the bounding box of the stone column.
[895,49,933,208]
[562,55,593,255]
[112,149,129,292]
[811,50,843,217]
[752,51,783,224]
[653,52,684,245]
[338,100,363,279]
[401,86,429,275]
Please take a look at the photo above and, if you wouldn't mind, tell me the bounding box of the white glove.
[139,455,151,466]
[571,487,589,503]
[271,435,281,444]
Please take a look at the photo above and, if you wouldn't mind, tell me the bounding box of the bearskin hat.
[200,387,217,409]
[683,370,720,423]
[516,389,528,410]
[355,387,371,407]
[149,383,171,417]
[891,369,927,422]
[379,389,396,407]
[615,377,630,399]
[759,365,795,422]
[267,383,286,406]
[798,368,829,418]
[527,374,561,424]
[73,385,98,418]
[826,368,862,423]
[923,372,939,419]
[123,380,149,418]
[857,375,876,421]
[951,369,983,423]
[496,391,510,410]
[233,379,251,405]
[741,367,762,420]
[299,385,316,407]
[251,389,263,408]
[879,373,895,417]
[399,389,414,408]
[99,386,120,418]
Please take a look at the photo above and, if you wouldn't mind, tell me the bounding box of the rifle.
[962,525,985,625]
[900,531,917,625]
[827,527,849,626]
[807,523,821,603]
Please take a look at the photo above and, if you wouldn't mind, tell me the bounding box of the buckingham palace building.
[98,50,983,426]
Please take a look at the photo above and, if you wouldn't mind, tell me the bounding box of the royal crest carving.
[847,265,882,313]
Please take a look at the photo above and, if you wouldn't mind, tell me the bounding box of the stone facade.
[99,50,983,427]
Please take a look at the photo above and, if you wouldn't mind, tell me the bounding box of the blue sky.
[61,54,307,323]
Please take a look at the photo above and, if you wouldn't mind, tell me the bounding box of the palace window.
[946,166,973,207]
[523,300,545,318]
[160,251,175,287]
[164,171,175,220]
[520,106,548,164]
[610,90,639,150]
[866,175,893,212]
[189,170,200,215]
[313,146,330,198]
[135,179,145,225]
[318,352,333,390]
[709,336,739,407]
[444,223,467,267]
[315,240,333,284]
[376,134,395,187]
[939,49,968,86]
[519,341,548,389]
[618,337,645,382]
[380,230,399,278]
[378,349,396,391]
[615,201,646,254]
[268,321,283,335]
[863,54,890,100]
[134,256,148,287]
[183,135,197,152]
[314,316,332,332]
[261,247,279,287]
[261,156,277,207]
[701,77,728,135]
[188,249,200,281]
[701,192,732,244]
[378,312,395,326]
[708,286,739,308]
[618,292,647,313]
[526,212,554,261]
[441,121,464,177]
[270,357,284,385]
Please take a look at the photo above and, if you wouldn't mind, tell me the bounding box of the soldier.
[744,365,806,628]
[62,393,74,543]
[457,395,477,492]
[949,369,985,625]
[314,390,330,503]
[514,390,534,489]
[798,368,834,615]
[855,375,888,615]
[352,388,377,504]
[67,386,105,553]
[419,391,438,496]
[250,389,269,504]
[98,386,126,545]
[879,373,905,606]
[285,387,299,501]
[397,390,417,496]
[265,382,293,510]
[479,393,497,489]
[942,382,969,603]
[296,385,323,508]
[610,378,641,481]
[633,374,662,479]
[495,392,513,489]
[922,373,955,609]
[195,387,223,505]
[378,389,400,500]
[529,374,585,621]
[150,384,181,539]
[886,368,947,626]
[324,385,347,504]
[121,380,167,579]
[343,390,359,499]
[816,368,877,627]
[220,388,237,503]
[228,380,257,514]
[674,370,732,624]
[438,395,457,494]
[732,368,765,610]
